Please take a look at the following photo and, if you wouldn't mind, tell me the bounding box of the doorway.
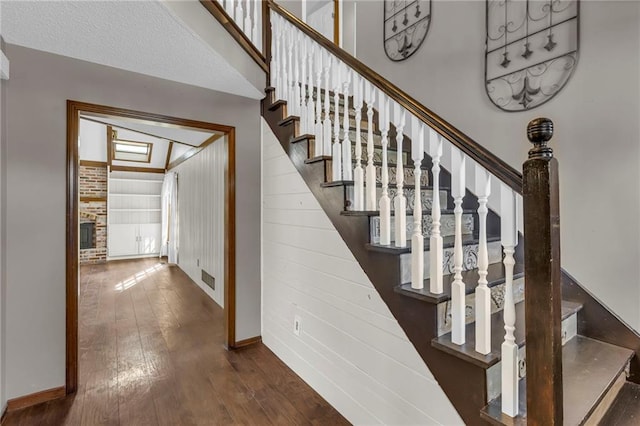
[66,100,237,394]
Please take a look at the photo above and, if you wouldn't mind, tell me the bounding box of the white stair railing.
[500,185,519,416]
[353,75,364,210]
[410,116,425,290]
[216,0,263,52]
[474,166,492,355]
[428,130,443,294]
[393,103,407,248]
[269,12,525,418]
[378,92,391,246]
[451,147,466,345]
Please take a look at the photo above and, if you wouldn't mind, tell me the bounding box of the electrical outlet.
[293,315,302,336]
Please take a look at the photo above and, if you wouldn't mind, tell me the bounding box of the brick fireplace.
[79,163,107,264]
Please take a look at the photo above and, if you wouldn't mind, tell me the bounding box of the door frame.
[66,100,237,394]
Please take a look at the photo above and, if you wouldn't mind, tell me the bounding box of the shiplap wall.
[261,120,462,425]
[173,137,226,307]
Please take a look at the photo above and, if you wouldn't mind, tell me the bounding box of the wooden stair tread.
[268,99,286,111]
[432,299,583,369]
[395,262,525,304]
[366,234,502,255]
[599,382,640,425]
[481,336,634,425]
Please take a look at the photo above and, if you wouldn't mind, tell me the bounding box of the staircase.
[207,1,640,424]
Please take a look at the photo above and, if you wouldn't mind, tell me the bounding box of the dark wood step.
[268,99,287,112]
[366,234,502,255]
[599,382,640,425]
[396,262,525,304]
[432,299,583,369]
[481,336,634,425]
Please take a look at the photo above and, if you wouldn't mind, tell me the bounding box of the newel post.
[523,118,563,425]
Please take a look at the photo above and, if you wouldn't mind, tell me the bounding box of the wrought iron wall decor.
[384,0,431,61]
[485,0,579,111]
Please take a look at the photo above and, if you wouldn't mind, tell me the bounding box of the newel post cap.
[527,117,554,159]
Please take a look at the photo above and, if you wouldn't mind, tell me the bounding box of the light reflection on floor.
[114,262,164,292]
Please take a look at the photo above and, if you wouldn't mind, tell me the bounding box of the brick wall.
[79,164,107,264]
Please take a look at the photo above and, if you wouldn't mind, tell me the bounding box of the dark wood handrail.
[267,0,523,193]
[199,0,269,73]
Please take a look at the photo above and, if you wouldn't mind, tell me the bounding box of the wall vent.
[202,269,215,290]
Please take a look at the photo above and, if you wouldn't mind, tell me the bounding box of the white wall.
[78,119,106,162]
[351,0,640,330]
[2,44,261,400]
[261,119,462,425]
[172,138,226,308]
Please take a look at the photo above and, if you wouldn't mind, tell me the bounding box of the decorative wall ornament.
[485,0,579,111]
[384,0,431,61]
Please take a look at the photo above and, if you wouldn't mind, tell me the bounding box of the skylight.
[112,139,152,163]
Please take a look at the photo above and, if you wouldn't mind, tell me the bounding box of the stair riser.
[399,241,503,285]
[344,187,447,212]
[370,213,474,244]
[351,144,410,167]
[436,278,525,337]
[485,312,579,402]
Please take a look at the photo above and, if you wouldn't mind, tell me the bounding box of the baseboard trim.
[232,336,262,349]
[6,386,66,412]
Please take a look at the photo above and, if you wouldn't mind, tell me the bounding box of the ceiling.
[2,0,263,99]
[82,114,217,147]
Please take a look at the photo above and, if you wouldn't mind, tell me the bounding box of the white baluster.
[428,130,443,294]
[256,0,263,51]
[276,16,284,101]
[306,41,315,139]
[243,0,252,41]
[451,147,467,345]
[501,185,519,417]
[332,60,343,181]
[474,166,492,355]
[393,103,407,248]
[322,52,332,157]
[379,92,391,245]
[314,47,324,156]
[410,117,425,289]
[365,82,376,211]
[271,15,279,99]
[353,75,364,210]
[227,0,235,21]
[286,26,293,111]
[293,31,301,118]
[299,37,307,133]
[341,66,352,182]
[252,0,259,47]
[235,0,243,32]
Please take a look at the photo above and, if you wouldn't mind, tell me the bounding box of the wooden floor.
[4,258,348,425]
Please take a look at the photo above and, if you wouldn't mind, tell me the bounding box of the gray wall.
[3,44,261,399]
[352,0,640,330]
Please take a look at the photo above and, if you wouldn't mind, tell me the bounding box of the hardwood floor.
[4,258,348,425]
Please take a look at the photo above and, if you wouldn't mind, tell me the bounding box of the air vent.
[201,269,215,290]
